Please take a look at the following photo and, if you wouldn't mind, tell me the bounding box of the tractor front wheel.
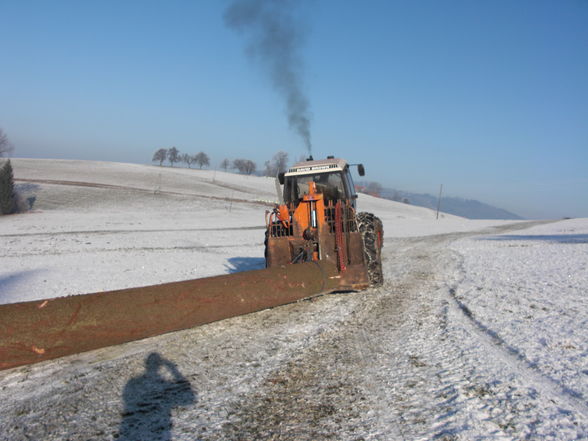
[357,212,384,287]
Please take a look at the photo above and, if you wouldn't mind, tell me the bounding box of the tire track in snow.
[222,222,582,439]
[447,252,588,420]
[2,222,577,440]
[217,237,469,440]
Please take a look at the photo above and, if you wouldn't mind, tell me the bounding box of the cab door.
[342,166,358,209]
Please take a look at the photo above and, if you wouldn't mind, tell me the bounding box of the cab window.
[284,172,346,203]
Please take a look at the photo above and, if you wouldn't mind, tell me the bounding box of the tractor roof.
[285,157,348,176]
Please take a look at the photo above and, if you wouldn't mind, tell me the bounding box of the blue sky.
[0,0,586,219]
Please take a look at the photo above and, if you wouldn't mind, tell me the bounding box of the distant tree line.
[214,157,257,175]
[151,148,293,177]
[152,147,210,169]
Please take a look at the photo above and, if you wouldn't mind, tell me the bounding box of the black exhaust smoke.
[224,0,312,155]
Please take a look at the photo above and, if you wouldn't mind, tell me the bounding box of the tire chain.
[357,212,384,287]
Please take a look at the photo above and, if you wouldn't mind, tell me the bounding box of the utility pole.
[436,184,443,220]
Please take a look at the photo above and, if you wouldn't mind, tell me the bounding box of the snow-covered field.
[0,159,586,440]
[1,158,507,304]
[447,220,588,437]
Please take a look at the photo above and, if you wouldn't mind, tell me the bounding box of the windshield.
[284,171,345,203]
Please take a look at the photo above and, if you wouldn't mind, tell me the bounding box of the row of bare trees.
[217,158,257,174]
[152,148,292,177]
[221,151,288,176]
[152,148,210,169]
[231,159,257,174]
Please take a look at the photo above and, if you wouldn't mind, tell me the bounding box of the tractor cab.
[280,157,364,208]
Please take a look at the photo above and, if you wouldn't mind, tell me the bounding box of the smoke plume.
[224,0,312,155]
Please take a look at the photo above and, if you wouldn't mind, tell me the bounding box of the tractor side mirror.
[278,172,285,185]
[358,164,365,176]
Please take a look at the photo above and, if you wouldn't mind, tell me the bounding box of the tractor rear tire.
[357,212,384,287]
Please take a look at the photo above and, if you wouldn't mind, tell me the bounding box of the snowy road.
[2,220,586,440]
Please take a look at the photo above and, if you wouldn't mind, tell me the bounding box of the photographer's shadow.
[117,352,196,441]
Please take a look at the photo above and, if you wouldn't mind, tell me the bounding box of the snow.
[1,158,587,440]
[1,158,514,304]
[447,219,588,436]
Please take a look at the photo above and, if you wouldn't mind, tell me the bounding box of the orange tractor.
[265,156,383,289]
[0,156,384,370]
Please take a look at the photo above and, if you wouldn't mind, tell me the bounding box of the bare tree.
[263,160,273,177]
[194,152,210,169]
[182,153,195,168]
[168,147,180,167]
[220,158,230,171]
[232,159,244,173]
[232,158,256,175]
[0,129,14,157]
[245,159,257,175]
[264,150,289,176]
[273,151,288,174]
[243,159,256,175]
[152,148,168,166]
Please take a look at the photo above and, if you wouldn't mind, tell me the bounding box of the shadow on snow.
[480,234,588,244]
[117,352,196,441]
[224,256,266,273]
[0,270,45,304]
